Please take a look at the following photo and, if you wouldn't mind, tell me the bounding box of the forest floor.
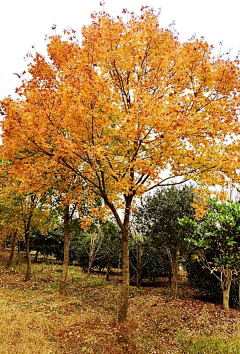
[0,251,239,354]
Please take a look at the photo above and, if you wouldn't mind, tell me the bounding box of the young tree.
[0,171,50,279]
[182,198,240,310]
[1,8,240,321]
[134,186,195,295]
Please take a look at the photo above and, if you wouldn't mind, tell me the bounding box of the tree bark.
[118,195,132,323]
[136,245,144,288]
[6,232,17,268]
[88,248,93,274]
[118,229,129,323]
[2,238,7,250]
[222,266,232,311]
[34,250,39,263]
[25,229,31,281]
[168,263,173,285]
[103,193,132,323]
[106,252,110,281]
[239,277,240,306]
[60,205,70,296]
[172,248,179,297]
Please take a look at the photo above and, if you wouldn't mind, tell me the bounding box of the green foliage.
[30,217,121,272]
[182,198,240,305]
[129,244,169,281]
[186,260,239,307]
[130,185,195,281]
[182,198,240,270]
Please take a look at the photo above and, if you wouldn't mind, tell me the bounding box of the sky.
[1,0,240,100]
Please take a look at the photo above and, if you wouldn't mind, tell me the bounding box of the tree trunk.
[2,238,7,250]
[60,205,70,295]
[25,229,31,281]
[106,252,110,281]
[117,195,132,323]
[34,250,39,263]
[172,248,179,297]
[168,263,173,285]
[136,245,144,288]
[239,277,240,306]
[103,194,132,322]
[6,232,17,268]
[222,266,232,311]
[118,229,129,323]
[88,249,93,274]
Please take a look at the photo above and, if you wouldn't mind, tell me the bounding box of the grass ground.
[0,251,239,353]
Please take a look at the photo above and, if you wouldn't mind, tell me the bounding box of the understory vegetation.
[0,252,239,354]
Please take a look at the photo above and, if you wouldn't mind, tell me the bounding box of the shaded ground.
[0,251,239,353]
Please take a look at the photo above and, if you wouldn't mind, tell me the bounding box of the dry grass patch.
[0,296,58,354]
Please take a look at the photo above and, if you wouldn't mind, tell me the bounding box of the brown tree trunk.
[88,249,93,274]
[136,245,144,288]
[103,194,132,322]
[239,278,240,306]
[6,232,17,268]
[222,266,232,311]
[34,250,39,263]
[172,248,179,297]
[118,229,129,323]
[106,252,110,281]
[168,263,173,285]
[118,195,132,323]
[60,205,70,296]
[2,238,7,250]
[25,229,31,281]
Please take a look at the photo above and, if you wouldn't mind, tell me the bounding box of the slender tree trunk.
[239,277,240,306]
[222,266,232,311]
[118,195,132,323]
[2,238,7,250]
[88,249,93,274]
[60,205,70,295]
[136,245,144,288]
[25,229,31,281]
[106,252,110,281]
[168,263,173,285]
[34,250,39,263]
[118,228,129,323]
[118,254,121,270]
[172,248,179,297]
[6,232,17,268]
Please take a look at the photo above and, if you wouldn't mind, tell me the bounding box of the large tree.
[1,8,240,321]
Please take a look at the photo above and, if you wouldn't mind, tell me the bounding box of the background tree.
[133,185,195,295]
[1,8,240,321]
[0,172,50,280]
[181,198,240,310]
